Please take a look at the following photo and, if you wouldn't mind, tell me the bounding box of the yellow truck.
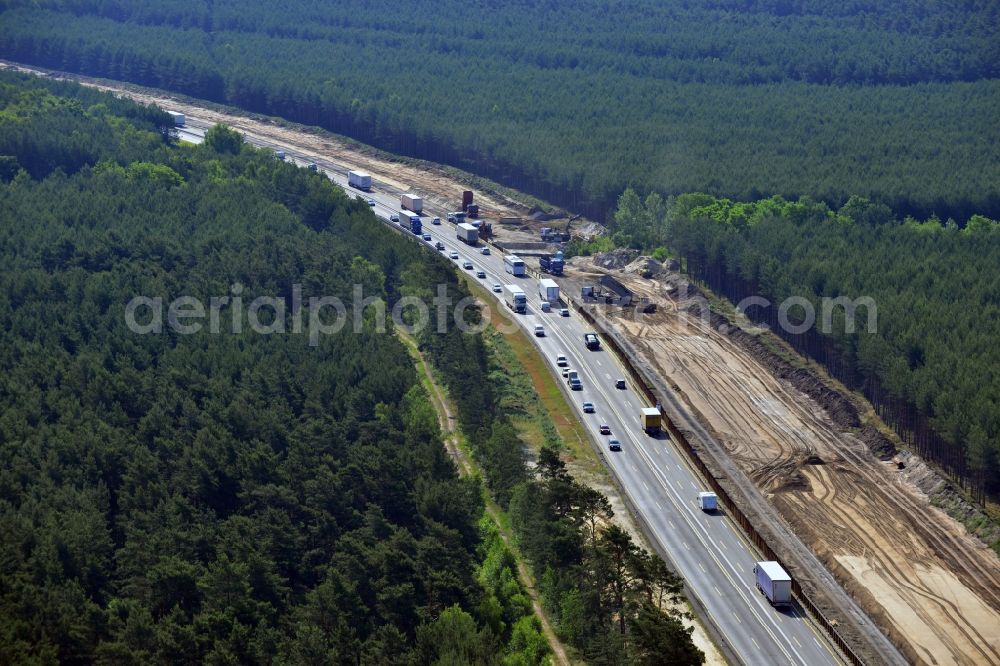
[641,406,662,434]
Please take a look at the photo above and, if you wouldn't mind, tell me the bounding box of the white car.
[390,214,399,222]
[432,217,441,225]
[449,251,459,260]
[560,308,570,317]
[422,233,432,241]
[480,247,491,255]
[534,325,545,337]
[540,302,551,312]
[556,354,567,367]
[492,283,502,293]
[463,260,473,270]
[582,402,595,413]
[367,198,376,206]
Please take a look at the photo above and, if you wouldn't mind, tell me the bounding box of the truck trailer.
[400,212,422,235]
[502,285,527,314]
[401,194,423,214]
[456,223,479,245]
[641,407,662,434]
[539,279,560,303]
[166,110,185,127]
[348,170,372,191]
[754,561,792,607]
[697,492,717,511]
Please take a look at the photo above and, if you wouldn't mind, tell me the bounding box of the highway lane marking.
[490,269,814,665]
[631,464,639,473]
[698,562,706,573]
[793,636,801,648]
[714,586,721,596]
[668,520,676,529]
[732,611,742,625]
[683,541,690,550]
[621,428,811,665]
[643,481,650,491]
[655,501,662,510]
[752,637,760,650]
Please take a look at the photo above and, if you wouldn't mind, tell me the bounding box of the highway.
[179,121,844,665]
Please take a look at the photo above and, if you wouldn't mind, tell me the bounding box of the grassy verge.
[395,327,575,665]
[471,286,603,479]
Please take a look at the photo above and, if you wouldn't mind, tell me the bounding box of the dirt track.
[590,263,1000,666]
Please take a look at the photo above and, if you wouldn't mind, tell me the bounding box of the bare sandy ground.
[582,262,1000,666]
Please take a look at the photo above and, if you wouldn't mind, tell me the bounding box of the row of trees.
[600,188,1000,507]
[0,71,552,664]
[1,1,997,222]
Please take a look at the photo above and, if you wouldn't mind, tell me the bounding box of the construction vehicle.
[539,251,565,276]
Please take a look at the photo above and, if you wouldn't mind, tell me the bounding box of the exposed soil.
[571,257,1000,666]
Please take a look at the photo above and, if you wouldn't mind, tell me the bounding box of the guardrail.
[573,302,866,666]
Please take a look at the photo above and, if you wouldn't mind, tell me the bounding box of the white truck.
[754,561,792,607]
[697,492,717,511]
[503,284,527,314]
[166,110,185,127]
[456,223,479,245]
[348,170,372,191]
[539,278,560,303]
[401,193,423,214]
